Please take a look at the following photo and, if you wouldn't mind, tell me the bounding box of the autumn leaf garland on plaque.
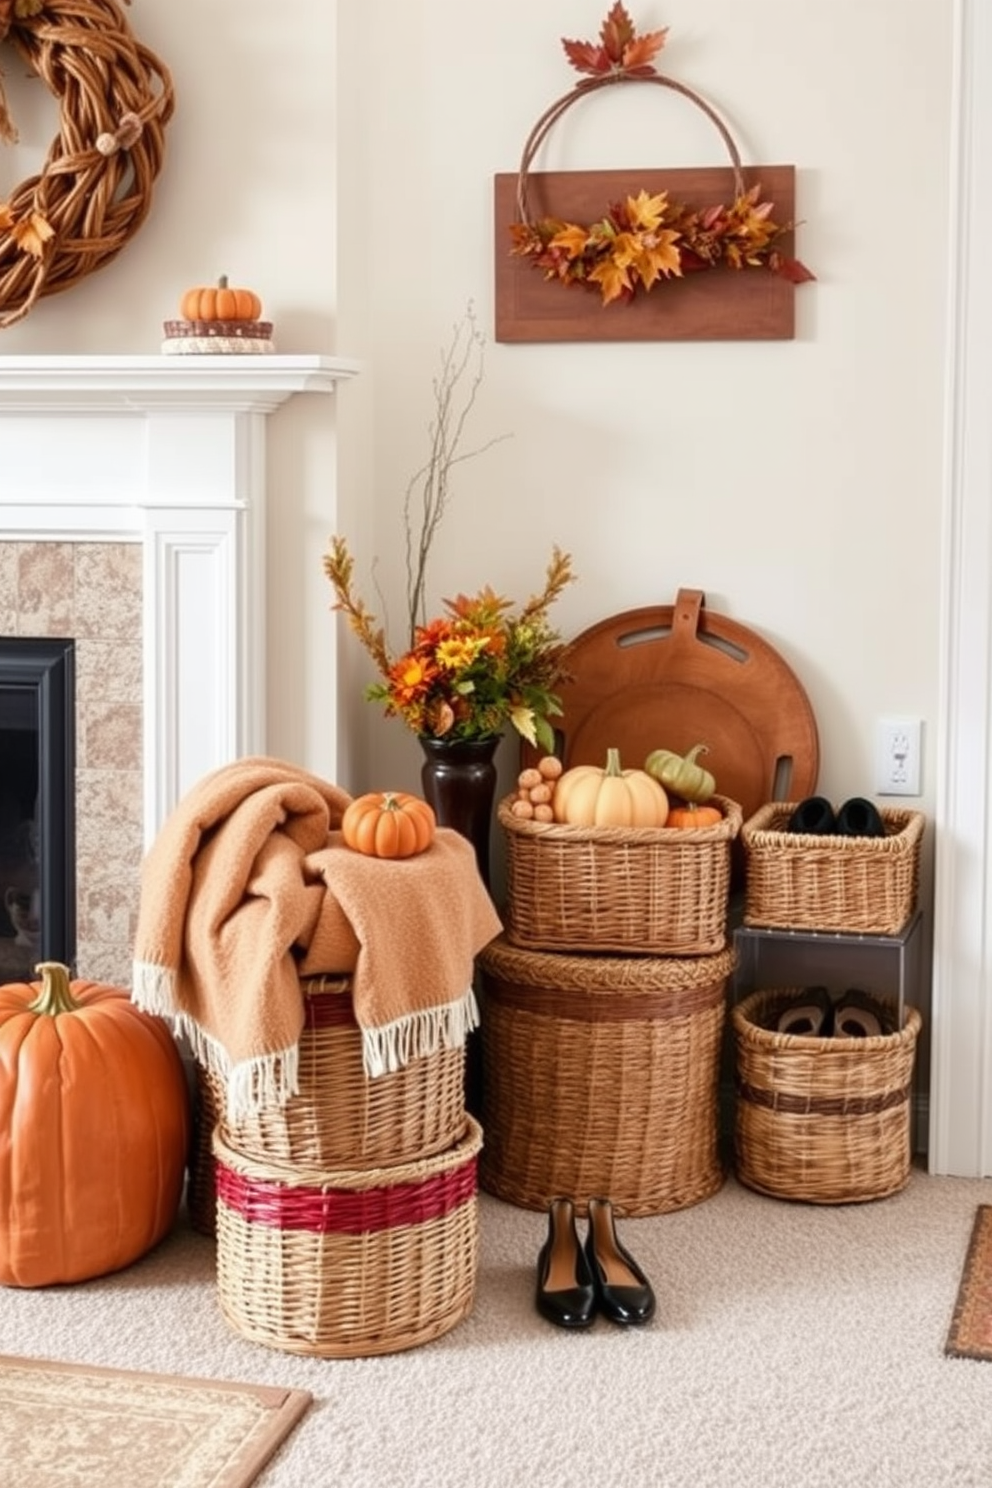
[509,4,815,307]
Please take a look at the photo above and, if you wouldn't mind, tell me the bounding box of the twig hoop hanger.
[515,72,746,227]
[0,0,174,329]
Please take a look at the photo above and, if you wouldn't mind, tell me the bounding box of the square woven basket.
[732,989,922,1204]
[213,1116,482,1358]
[187,973,466,1238]
[740,802,925,935]
[498,792,743,956]
[478,935,736,1216]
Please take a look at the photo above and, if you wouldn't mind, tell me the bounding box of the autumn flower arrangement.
[509,4,815,306]
[323,306,576,752]
[325,540,574,751]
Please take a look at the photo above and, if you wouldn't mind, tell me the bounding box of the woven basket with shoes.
[740,801,925,935]
[732,988,922,1204]
[213,1116,482,1358]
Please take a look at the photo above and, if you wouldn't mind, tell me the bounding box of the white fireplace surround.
[0,354,358,845]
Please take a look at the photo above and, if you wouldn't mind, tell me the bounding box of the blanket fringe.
[361,985,479,1079]
[132,959,301,1121]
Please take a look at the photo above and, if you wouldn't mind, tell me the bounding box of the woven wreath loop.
[509,5,814,306]
[0,0,174,329]
[515,71,746,228]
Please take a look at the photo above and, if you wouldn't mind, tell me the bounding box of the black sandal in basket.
[776,986,834,1038]
[833,989,884,1038]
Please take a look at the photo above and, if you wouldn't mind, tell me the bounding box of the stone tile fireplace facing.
[0,355,357,988]
[0,541,141,984]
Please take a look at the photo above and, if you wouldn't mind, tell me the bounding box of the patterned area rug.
[0,1354,311,1487]
[945,1204,992,1360]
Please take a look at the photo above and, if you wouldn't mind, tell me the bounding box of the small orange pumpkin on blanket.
[341,790,437,859]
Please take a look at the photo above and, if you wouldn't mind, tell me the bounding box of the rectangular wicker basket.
[187,973,466,1238]
[732,989,922,1204]
[213,1116,482,1358]
[498,792,743,956]
[740,802,925,935]
[478,934,736,1216]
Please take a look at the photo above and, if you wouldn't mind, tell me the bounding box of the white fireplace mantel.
[0,353,360,843]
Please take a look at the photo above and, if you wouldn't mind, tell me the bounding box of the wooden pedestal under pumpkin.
[0,962,190,1287]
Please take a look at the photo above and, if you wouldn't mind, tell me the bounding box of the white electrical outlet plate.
[876,717,922,796]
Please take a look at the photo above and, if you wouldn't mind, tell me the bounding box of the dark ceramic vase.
[418,734,501,889]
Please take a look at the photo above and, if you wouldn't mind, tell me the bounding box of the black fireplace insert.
[0,638,75,978]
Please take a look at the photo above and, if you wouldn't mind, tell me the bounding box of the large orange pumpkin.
[0,962,190,1288]
[341,790,436,858]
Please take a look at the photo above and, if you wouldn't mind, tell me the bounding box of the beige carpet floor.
[0,1166,990,1487]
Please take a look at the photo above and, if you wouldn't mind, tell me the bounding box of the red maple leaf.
[562,4,668,78]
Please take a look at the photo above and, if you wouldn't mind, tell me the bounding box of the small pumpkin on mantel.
[0,962,190,1288]
[179,275,262,322]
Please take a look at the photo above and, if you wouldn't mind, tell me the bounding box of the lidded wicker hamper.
[732,989,922,1203]
[213,1116,482,1358]
[741,803,925,935]
[187,973,466,1237]
[478,935,736,1216]
[498,793,742,956]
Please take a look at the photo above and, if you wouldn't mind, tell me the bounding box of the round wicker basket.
[732,989,922,1204]
[187,974,466,1237]
[478,935,736,1216]
[213,1116,482,1358]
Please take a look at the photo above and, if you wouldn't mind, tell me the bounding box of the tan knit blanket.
[131,756,503,1117]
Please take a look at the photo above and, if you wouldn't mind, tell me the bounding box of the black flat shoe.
[834,797,887,838]
[786,796,836,835]
[776,985,834,1037]
[536,1196,597,1330]
[584,1197,655,1327]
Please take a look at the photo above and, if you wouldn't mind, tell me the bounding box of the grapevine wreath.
[0,0,173,329]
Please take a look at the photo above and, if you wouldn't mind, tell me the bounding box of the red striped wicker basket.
[213,1116,482,1357]
[187,973,466,1236]
[478,935,735,1216]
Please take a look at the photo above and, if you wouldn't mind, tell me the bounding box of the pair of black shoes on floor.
[536,1195,655,1330]
[776,985,885,1039]
[786,795,886,838]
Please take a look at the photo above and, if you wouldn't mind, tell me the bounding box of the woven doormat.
[0,1353,311,1487]
[945,1204,992,1360]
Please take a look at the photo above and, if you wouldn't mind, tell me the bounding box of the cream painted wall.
[0,0,951,962]
[335,0,952,930]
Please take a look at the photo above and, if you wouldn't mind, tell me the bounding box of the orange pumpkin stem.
[28,961,81,1017]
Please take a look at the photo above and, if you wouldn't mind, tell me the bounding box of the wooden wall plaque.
[494,164,800,344]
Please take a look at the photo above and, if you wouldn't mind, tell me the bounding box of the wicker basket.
[732,989,922,1204]
[186,973,466,1237]
[213,1116,482,1358]
[498,792,743,956]
[478,935,735,1216]
[741,802,925,935]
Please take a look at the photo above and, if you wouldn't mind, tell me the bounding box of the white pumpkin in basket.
[552,747,669,828]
